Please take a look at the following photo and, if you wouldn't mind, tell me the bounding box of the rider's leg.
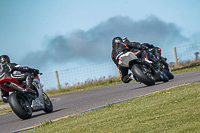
[118,65,132,83]
[149,48,161,60]
[1,88,9,103]
[25,73,37,94]
[12,73,37,94]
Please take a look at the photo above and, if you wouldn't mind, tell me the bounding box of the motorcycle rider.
[111,37,150,83]
[122,37,159,63]
[0,55,39,102]
[141,43,162,60]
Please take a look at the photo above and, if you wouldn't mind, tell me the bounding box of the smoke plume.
[19,15,190,70]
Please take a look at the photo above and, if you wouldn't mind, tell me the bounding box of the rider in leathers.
[141,43,162,60]
[0,55,39,102]
[111,37,150,83]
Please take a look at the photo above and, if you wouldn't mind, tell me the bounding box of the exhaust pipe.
[5,81,25,93]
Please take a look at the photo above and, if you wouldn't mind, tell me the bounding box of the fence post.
[55,71,61,89]
[174,47,178,66]
[194,52,199,61]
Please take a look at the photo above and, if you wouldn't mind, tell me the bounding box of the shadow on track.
[30,108,68,119]
[130,80,172,90]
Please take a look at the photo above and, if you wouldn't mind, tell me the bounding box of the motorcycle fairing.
[0,77,20,92]
[118,52,138,67]
[31,78,45,111]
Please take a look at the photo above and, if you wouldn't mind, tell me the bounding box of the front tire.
[162,72,169,82]
[132,64,155,86]
[163,69,174,79]
[9,92,32,120]
[43,92,53,113]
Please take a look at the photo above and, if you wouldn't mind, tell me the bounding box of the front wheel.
[9,92,32,119]
[163,69,174,79]
[162,72,169,82]
[132,64,155,86]
[43,92,53,113]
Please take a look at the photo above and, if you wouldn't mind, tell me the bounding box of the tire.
[43,92,53,113]
[162,69,174,79]
[162,72,169,82]
[132,64,155,86]
[9,92,32,119]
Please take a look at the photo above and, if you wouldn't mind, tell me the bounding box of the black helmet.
[122,37,130,43]
[112,37,122,44]
[0,55,10,63]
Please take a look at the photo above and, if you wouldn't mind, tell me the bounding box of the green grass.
[0,108,12,114]
[171,63,200,74]
[0,100,4,105]
[27,81,200,133]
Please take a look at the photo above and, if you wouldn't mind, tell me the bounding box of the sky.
[1,0,200,73]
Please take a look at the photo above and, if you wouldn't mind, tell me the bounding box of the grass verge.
[26,81,200,133]
[0,108,12,114]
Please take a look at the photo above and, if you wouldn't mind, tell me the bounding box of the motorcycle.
[0,72,53,120]
[146,47,174,80]
[158,57,174,79]
[118,51,169,86]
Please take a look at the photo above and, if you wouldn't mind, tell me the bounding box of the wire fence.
[39,43,200,91]
[0,43,199,100]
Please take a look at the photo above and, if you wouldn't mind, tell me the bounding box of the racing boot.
[122,73,133,83]
[25,86,37,95]
[2,96,9,103]
[24,75,37,95]
[1,89,9,103]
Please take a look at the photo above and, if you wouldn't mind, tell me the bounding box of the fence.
[0,43,200,99]
[39,43,200,91]
[40,62,119,90]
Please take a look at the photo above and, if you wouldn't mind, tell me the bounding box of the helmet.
[122,37,130,43]
[0,55,10,63]
[112,37,122,44]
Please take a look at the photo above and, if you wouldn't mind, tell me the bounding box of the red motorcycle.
[0,72,53,119]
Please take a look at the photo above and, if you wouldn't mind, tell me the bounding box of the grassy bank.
[27,81,200,133]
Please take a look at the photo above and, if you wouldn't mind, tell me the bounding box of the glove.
[22,66,30,72]
[141,45,148,50]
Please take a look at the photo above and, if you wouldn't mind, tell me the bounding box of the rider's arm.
[111,51,118,66]
[12,63,39,74]
[141,43,155,48]
[127,42,147,50]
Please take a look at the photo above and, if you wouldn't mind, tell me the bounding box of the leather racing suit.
[0,62,39,101]
[111,40,148,83]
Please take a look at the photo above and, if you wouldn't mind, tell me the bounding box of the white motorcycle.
[118,51,169,86]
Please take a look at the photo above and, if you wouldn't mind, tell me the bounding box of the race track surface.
[0,70,200,133]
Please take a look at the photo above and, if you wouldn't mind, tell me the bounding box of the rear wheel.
[9,92,32,119]
[132,64,155,86]
[43,92,53,113]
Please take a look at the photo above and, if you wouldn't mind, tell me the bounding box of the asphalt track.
[0,70,200,133]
